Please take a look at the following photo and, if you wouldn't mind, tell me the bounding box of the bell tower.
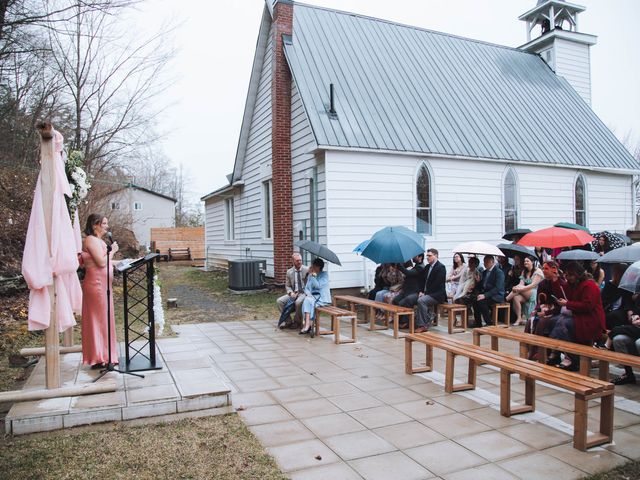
[519,0,597,105]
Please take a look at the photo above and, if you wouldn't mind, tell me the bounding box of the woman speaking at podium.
[80,214,119,368]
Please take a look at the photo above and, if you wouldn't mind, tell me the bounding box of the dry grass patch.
[0,414,286,480]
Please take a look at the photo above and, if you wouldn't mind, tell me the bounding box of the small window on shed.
[575,174,586,226]
[134,202,143,211]
[111,202,120,210]
[504,168,518,233]
[416,164,432,235]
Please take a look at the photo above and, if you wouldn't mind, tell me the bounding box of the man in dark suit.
[415,248,447,332]
[393,253,425,310]
[472,255,505,327]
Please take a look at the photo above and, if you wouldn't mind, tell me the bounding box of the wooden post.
[37,121,60,389]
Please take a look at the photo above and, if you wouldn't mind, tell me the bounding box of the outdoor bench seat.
[315,305,357,344]
[438,303,468,334]
[168,247,191,261]
[404,332,615,451]
[333,294,415,339]
[473,326,640,381]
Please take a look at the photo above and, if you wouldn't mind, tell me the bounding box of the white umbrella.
[452,241,503,256]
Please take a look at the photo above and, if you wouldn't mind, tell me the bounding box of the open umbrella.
[518,227,594,249]
[619,260,640,293]
[295,240,342,266]
[452,241,503,256]
[615,233,633,246]
[502,228,532,241]
[598,243,640,264]
[591,231,626,251]
[353,239,370,255]
[556,250,599,261]
[497,243,535,259]
[360,226,424,264]
[554,222,591,233]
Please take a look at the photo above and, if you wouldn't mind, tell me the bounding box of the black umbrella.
[614,233,633,246]
[497,243,535,259]
[502,228,532,241]
[591,231,626,251]
[295,240,342,266]
[598,244,640,264]
[556,250,599,261]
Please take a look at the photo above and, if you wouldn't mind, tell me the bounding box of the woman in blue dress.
[300,258,331,335]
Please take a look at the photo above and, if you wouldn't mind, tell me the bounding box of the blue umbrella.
[360,226,424,264]
[556,249,599,261]
[353,239,370,254]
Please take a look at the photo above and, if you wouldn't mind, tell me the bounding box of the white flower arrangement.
[65,150,91,219]
[153,273,165,336]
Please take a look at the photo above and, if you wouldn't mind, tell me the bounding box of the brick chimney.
[271,0,293,284]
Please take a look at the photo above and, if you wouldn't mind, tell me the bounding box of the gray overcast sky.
[134,0,640,203]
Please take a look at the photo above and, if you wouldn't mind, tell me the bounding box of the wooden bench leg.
[579,356,591,377]
[597,392,614,446]
[405,337,432,374]
[491,337,499,351]
[392,313,399,339]
[574,390,615,451]
[335,315,357,345]
[472,330,481,346]
[445,351,455,393]
[501,370,535,416]
[574,394,588,451]
[445,351,475,393]
[598,360,609,381]
[409,312,415,335]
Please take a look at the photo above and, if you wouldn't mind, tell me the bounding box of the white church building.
[202,0,639,288]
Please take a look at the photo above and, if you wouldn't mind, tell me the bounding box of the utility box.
[228,259,266,291]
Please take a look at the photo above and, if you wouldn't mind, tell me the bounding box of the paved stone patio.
[169,319,640,480]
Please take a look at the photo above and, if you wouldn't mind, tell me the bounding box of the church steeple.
[519,1,597,105]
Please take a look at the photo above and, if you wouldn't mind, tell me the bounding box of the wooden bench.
[405,332,615,451]
[473,326,640,381]
[315,305,357,344]
[334,294,415,339]
[438,303,467,334]
[168,247,191,261]
[492,302,511,327]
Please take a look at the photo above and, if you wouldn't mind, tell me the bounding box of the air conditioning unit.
[228,259,266,291]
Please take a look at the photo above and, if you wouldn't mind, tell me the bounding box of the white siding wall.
[325,150,634,289]
[204,196,244,269]
[291,82,325,263]
[130,190,175,248]
[554,38,591,105]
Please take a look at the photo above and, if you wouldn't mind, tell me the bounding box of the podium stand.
[119,253,163,372]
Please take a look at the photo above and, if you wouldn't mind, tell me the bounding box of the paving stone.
[349,405,412,429]
[442,462,519,480]
[373,421,445,449]
[249,419,316,447]
[420,413,491,439]
[605,427,640,460]
[498,452,585,480]
[405,440,487,475]
[267,439,340,472]
[288,462,362,480]
[328,392,384,412]
[544,443,629,474]
[311,381,361,397]
[499,422,572,450]
[63,408,122,429]
[395,399,455,420]
[349,451,433,480]
[303,413,367,438]
[238,404,294,426]
[455,430,532,462]
[282,398,342,419]
[324,430,396,461]
[270,386,321,403]
[127,384,179,403]
[231,391,277,408]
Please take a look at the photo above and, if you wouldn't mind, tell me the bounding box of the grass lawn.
[0,414,286,480]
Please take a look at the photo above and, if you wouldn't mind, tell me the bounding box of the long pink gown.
[81,242,118,365]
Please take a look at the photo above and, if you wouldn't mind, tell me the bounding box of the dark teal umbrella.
[295,240,341,266]
[554,222,591,233]
[360,226,424,264]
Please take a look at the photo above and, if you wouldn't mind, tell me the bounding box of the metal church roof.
[283,3,638,171]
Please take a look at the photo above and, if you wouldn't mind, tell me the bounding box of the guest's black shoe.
[612,373,637,385]
[546,356,561,366]
[557,362,579,372]
[299,329,309,335]
[91,363,106,370]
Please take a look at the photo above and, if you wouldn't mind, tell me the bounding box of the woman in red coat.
[552,261,605,371]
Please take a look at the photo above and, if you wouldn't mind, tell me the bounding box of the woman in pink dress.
[81,214,119,368]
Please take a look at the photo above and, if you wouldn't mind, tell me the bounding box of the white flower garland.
[153,273,165,336]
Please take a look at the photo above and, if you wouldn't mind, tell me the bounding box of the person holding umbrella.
[551,261,606,371]
[299,258,331,335]
[472,255,506,327]
[393,253,426,312]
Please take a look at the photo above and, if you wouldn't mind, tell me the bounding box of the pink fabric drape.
[22,129,83,332]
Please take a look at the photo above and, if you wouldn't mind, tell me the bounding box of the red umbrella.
[517,227,595,249]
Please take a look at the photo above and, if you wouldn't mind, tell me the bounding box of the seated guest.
[608,314,640,385]
[506,257,543,326]
[369,264,391,301]
[551,261,606,370]
[300,258,331,335]
[602,263,632,330]
[534,246,551,266]
[454,256,482,307]
[471,255,505,327]
[393,253,426,309]
[446,253,466,300]
[414,249,447,333]
[585,260,605,287]
[529,261,567,336]
[373,264,404,321]
[497,255,513,294]
[276,253,308,328]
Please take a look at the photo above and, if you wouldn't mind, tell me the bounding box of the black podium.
[118,253,163,372]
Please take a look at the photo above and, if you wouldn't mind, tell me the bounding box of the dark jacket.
[480,266,505,303]
[601,281,633,313]
[422,260,447,302]
[398,263,426,296]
